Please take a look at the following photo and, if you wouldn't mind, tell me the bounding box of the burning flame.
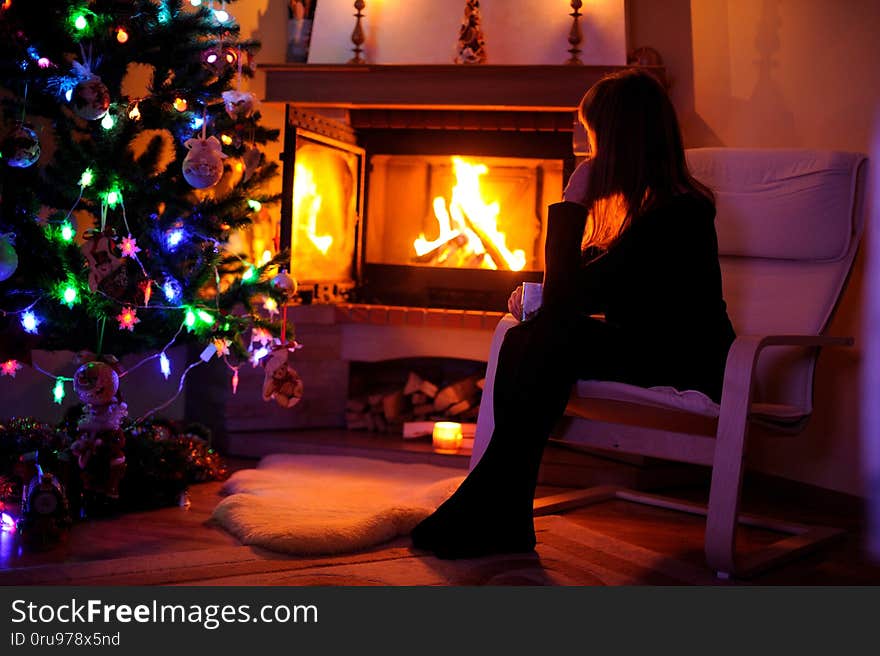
[415,157,526,271]
[293,161,333,255]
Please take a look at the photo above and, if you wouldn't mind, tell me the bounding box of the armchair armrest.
[719,333,854,421]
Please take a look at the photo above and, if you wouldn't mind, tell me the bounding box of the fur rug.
[211,455,465,556]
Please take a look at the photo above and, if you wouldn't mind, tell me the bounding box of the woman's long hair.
[578,68,713,250]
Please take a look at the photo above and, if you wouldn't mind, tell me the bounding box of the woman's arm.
[542,201,588,312]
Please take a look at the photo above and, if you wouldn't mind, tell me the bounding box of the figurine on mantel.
[70,359,128,512]
[455,0,488,64]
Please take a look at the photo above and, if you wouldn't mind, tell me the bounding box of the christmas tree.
[0,0,291,408]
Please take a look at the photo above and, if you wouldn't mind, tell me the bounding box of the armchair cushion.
[686,148,864,261]
[575,380,719,417]
[573,379,809,425]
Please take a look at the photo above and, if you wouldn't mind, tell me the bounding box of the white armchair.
[472,148,869,578]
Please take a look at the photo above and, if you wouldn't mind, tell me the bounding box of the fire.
[415,157,526,271]
[293,161,333,255]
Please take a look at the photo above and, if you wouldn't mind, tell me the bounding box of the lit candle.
[432,421,463,454]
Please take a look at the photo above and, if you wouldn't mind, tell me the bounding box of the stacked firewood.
[346,371,485,435]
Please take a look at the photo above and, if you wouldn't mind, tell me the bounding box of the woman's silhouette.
[412,69,736,559]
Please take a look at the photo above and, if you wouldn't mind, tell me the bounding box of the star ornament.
[213,338,231,357]
[120,234,141,257]
[117,306,140,331]
[1,360,22,378]
[263,297,279,317]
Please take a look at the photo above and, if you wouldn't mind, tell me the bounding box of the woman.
[411,69,736,559]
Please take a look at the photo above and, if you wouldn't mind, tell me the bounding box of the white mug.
[521,282,543,321]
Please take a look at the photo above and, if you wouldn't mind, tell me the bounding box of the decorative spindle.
[566,0,584,65]
[348,0,366,64]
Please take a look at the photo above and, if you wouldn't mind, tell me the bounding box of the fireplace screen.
[365,154,563,273]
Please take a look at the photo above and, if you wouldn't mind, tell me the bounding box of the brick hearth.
[334,303,505,331]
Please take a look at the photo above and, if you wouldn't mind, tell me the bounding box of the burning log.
[458,208,507,271]
[412,233,468,264]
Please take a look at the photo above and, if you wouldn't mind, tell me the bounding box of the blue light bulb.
[21,310,40,334]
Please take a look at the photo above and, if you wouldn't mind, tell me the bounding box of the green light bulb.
[60,223,75,243]
[106,190,119,206]
[101,113,115,130]
[197,310,215,326]
[73,14,87,31]
[62,285,78,307]
[53,379,65,404]
[79,168,94,187]
[247,199,262,212]
[185,309,196,329]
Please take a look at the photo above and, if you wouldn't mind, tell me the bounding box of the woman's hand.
[507,285,523,321]
[563,158,592,206]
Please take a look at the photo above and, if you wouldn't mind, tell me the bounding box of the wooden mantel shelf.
[260,63,664,112]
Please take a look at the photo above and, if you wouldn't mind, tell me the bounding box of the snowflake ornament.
[120,234,141,257]
[1,360,22,377]
[116,306,140,331]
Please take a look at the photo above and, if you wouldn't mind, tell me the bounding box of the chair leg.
[704,406,750,577]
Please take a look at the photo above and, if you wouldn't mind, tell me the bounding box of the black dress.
[411,194,736,559]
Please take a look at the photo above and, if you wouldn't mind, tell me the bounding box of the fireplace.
[270,64,658,310]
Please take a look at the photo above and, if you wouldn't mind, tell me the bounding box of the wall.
[306,0,626,65]
[630,0,880,496]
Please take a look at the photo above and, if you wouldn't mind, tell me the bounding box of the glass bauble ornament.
[71,76,110,120]
[73,361,119,407]
[2,123,40,168]
[0,233,18,282]
[271,269,298,301]
[182,136,227,189]
[222,90,257,121]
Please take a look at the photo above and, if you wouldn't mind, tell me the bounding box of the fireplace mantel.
[260,64,664,111]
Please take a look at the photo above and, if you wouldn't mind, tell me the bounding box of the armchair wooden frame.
[531,332,853,579]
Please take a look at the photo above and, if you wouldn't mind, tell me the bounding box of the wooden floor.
[2,454,880,584]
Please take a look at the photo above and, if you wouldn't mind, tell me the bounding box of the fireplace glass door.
[283,129,364,287]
